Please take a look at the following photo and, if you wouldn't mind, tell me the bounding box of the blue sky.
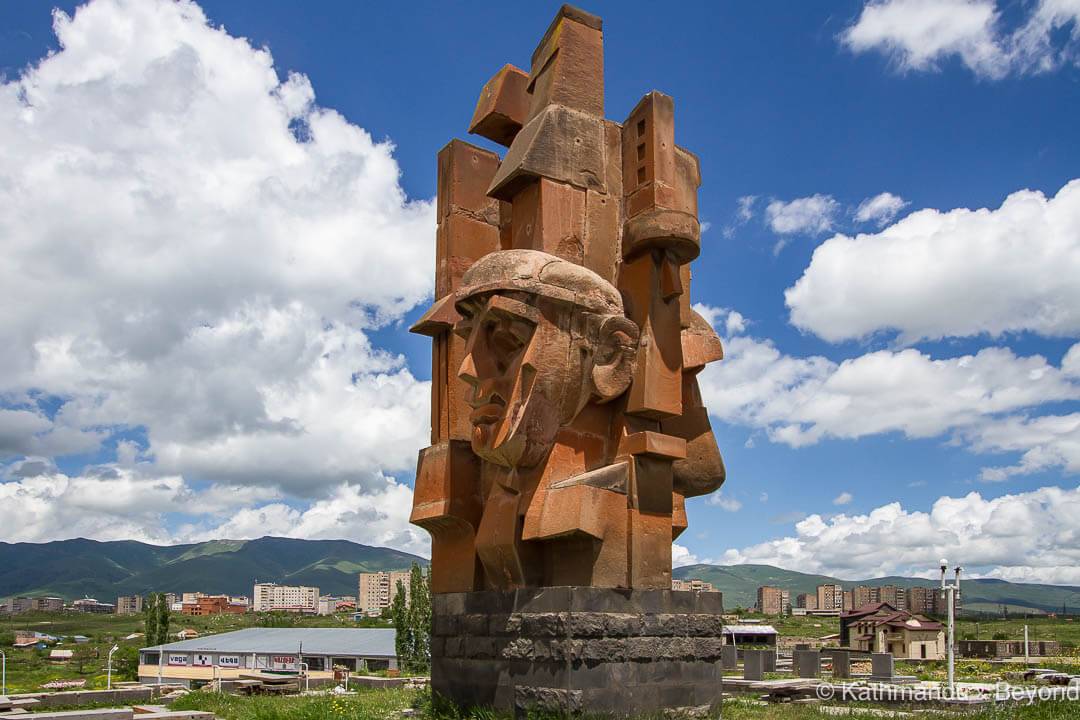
[1,0,1078,583]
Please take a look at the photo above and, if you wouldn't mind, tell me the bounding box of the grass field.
[733,610,1080,648]
[170,690,1080,720]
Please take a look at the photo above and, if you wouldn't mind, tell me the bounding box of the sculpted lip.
[470,402,504,424]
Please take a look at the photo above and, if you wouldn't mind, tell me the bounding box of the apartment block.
[73,598,115,614]
[876,585,906,609]
[756,585,789,615]
[181,595,247,615]
[906,586,936,614]
[852,585,872,609]
[673,578,719,593]
[357,571,411,613]
[796,593,818,610]
[817,584,844,611]
[843,590,853,612]
[117,595,144,615]
[252,583,319,613]
[10,597,32,614]
[32,597,64,612]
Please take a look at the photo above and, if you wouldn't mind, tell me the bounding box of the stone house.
[842,602,944,660]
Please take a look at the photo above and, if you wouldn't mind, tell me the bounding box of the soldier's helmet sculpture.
[410,4,725,593]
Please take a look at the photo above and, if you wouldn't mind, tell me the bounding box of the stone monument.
[410,4,727,715]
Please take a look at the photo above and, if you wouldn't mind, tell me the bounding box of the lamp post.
[107,645,119,690]
[940,559,961,696]
[2,648,6,696]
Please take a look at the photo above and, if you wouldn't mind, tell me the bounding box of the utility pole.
[107,645,119,690]
[940,559,961,696]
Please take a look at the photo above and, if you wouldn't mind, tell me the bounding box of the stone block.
[871,652,895,680]
[436,139,501,224]
[526,5,603,121]
[469,64,529,146]
[794,649,820,678]
[763,649,776,672]
[488,105,607,200]
[832,650,851,679]
[743,649,766,681]
[721,644,737,669]
[432,587,724,716]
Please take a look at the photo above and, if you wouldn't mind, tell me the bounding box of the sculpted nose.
[459,352,478,386]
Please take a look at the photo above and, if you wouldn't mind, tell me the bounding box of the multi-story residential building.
[164,593,179,607]
[756,586,790,615]
[878,585,906,610]
[673,578,719,593]
[906,586,936,614]
[10,597,32,614]
[910,587,962,616]
[817,584,844,611]
[32,597,64,612]
[843,590,854,612]
[357,571,411,613]
[182,592,205,604]
[796,593,818,610]
[181,595,246,615]
[73,598,115,614]
[852,585,872,609]
[117,595,144,615]
[252,583,319,613]
[318,596,340,615]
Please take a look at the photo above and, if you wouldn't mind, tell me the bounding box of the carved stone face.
[455,292,583,468]
[454,250,639,470]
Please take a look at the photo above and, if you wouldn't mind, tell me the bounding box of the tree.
[391,579,409,666]
[113,645,139,681]
[156,593,170,644]
[143,595,158,645]
[143,593,170,646]
[391,563,431,674]
[71,644,97,673]
[405,563,431,672]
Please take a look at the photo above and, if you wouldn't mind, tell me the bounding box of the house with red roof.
[840,602,945,660]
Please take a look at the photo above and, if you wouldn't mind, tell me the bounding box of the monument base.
[431,587,725,717]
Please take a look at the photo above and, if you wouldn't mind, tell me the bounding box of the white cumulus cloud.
[855,191,908,225]
[786,179,1080,344]
[0,0,436,545]
[841,0,1080,79]
[833,492,854,506]
[696,305,1080,477]
[765,194,839,237]
[721,485,1080,583]
[707,491,743,512]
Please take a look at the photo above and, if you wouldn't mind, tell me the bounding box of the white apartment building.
[357,571,411,613]
[252,583,319,613]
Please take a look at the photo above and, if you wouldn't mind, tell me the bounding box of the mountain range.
[674,563,1080,615]
[4,536,1079,616]
[0,536,424,601]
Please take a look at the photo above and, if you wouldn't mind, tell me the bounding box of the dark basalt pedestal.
[431,587,725,717]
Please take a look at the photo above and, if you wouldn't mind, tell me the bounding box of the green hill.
[674,563,1080,615]
[0,536,425,601]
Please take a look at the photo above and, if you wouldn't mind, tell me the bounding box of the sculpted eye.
[453,320,473,339]
[490,327,524,356]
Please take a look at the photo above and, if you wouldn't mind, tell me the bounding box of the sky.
[1,0,1078,584]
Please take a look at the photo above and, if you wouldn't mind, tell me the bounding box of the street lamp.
[2,648,6,696]
[107,645,119,690]
[940,558,961,696]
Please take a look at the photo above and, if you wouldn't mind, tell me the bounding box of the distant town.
[2,570,417,619]
[753,582,961,618]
